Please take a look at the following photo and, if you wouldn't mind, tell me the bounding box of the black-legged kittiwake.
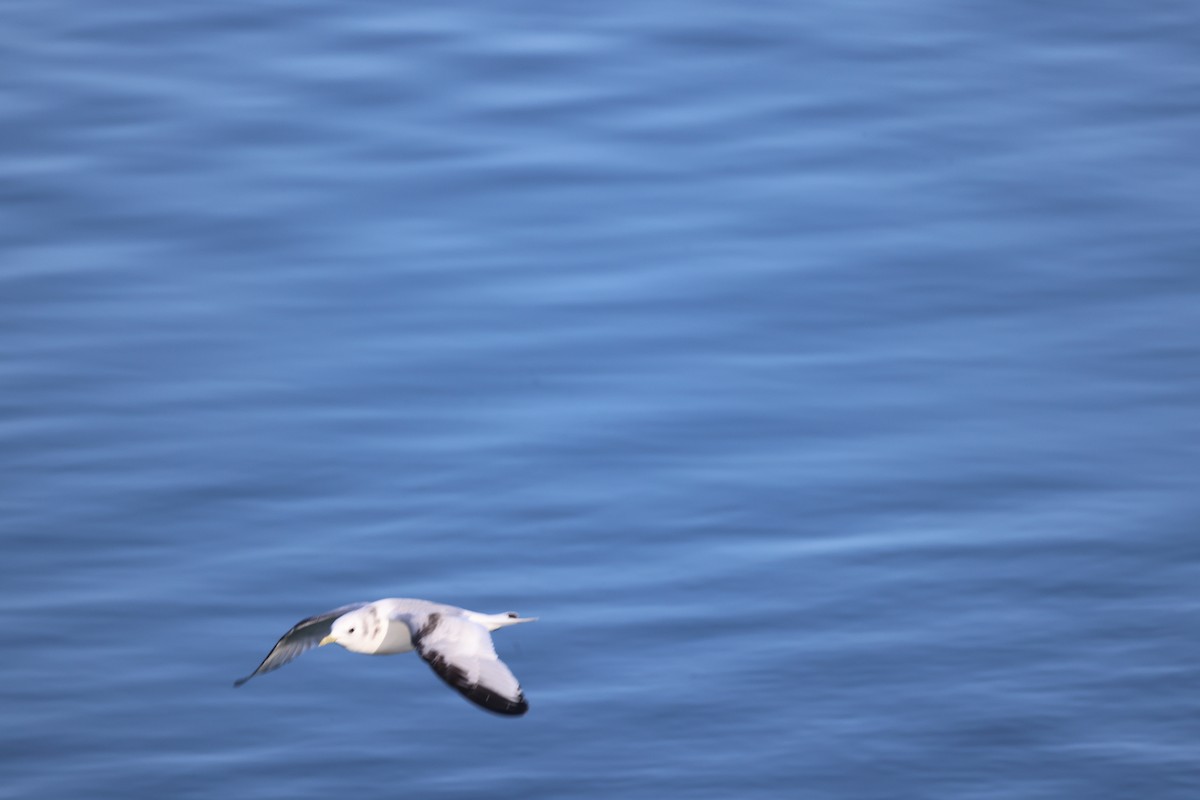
[234,598,536,716]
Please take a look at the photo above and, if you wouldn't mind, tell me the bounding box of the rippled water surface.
[3,3,1198,798]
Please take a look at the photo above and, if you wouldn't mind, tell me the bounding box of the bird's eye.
[507,613,518,619]
[348,628,355,634]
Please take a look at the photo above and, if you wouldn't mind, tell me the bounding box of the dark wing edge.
[233,602,368,687]
[411,613,529,716]
[419,647,529,716]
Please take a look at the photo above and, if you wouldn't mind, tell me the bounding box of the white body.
[330,598,529,654]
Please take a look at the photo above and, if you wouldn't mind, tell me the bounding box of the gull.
[234,598,536,716]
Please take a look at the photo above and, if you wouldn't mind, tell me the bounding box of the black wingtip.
[233,675,251,688]
[463,685,529,716]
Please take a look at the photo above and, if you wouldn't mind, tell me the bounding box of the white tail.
[469,611,538,631]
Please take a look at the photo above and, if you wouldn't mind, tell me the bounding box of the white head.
[319,608,379,654]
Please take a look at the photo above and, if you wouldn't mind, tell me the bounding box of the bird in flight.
[235,597,536,716]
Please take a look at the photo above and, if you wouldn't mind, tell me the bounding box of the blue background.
[2,2,1197,798]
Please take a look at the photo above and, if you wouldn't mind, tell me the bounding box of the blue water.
[2,3,1198,798]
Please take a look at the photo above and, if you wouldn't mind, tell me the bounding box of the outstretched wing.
[404,611,528,716]
[234,603,367,687]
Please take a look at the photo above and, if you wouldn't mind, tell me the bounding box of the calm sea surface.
[2,3,1197,798]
